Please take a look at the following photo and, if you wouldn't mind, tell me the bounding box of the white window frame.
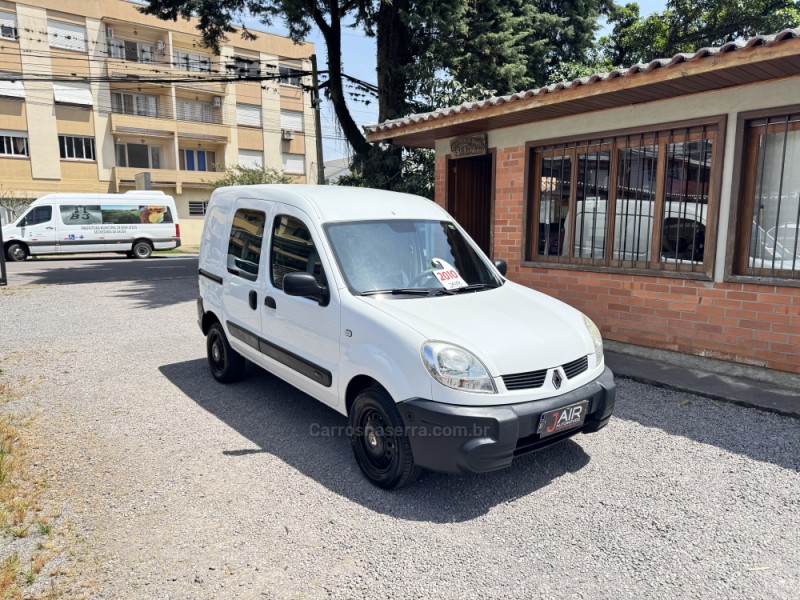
[58,135,96,161]
[233,56,259,77]
[237,149,264,169]
[188,201,208,216]
[115,143,162,169]
[111,91,159,118]
[282,152,305,174]
[179,148,217,172]
[280,109,304,132]
[0,130,28,157]
[279,65,302,87]
[47,20,87,52]
[236,103,262,128]
[108,39,155,64]
[176,97,215,123]
[172,49,211,73]
[0,11,17,41]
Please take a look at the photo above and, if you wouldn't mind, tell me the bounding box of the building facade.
[367,30,800,375]
[0,0,317,244]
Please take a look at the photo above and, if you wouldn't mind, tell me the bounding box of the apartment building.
[0,0,317,244]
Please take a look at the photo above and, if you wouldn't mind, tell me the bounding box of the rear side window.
[59,204,174,225]
[20,206,52,226]
[227,209,266,281]
[271,215,325,289]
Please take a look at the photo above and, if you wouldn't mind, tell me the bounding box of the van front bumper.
[399,367,615,474]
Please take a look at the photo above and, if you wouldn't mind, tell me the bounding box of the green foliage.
[212,165,292,188]
[603,1,800,66]
[437,0,607,95]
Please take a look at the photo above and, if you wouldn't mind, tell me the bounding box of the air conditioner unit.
[212,96,222,108]
[105,27,114,39]
[282,129,295,141]
[155,40,166,54]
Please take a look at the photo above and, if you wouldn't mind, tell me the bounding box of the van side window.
[271,215,325,289]
[227,209,266,281]
[20,206,52,227]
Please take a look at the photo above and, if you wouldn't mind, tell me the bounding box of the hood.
[357,281,593,376]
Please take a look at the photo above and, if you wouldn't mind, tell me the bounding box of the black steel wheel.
[350,386,420,489]
[206,322,246,383]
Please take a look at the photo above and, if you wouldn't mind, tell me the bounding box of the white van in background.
[2,191,181,261]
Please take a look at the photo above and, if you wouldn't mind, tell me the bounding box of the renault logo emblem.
[552,370,563,390]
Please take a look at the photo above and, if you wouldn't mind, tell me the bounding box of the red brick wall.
[434,156,447,210]
[435,146,800,374]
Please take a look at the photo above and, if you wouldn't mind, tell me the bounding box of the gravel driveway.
[1,274,798,599]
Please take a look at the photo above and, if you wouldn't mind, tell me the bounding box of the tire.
[6,243,28,262]
[206,322,246,383]
[132,241,153,259]
[349,386,421,489]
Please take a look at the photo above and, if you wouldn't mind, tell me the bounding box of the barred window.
[188,201,207,216]
[528,120,719,275]
[736,111,800,280]
[58,135,95,161]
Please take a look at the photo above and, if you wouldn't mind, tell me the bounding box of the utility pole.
[311,54,325,185]
[0,221,6,286]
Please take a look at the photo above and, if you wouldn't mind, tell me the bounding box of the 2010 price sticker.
[432,258,467,290]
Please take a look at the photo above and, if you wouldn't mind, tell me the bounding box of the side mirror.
[283,272,329,306]
[494,259,508,276]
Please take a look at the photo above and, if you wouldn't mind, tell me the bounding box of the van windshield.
[325,220,502,296]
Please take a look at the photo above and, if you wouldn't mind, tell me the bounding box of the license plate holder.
[537,400,589,438]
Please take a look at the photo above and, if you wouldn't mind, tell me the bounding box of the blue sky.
[249,1,667,160]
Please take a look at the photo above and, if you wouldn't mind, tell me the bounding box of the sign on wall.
[450,133,488,159]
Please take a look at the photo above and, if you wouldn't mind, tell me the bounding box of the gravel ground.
[0,275,798,599]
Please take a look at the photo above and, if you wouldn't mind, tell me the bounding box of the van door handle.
[248,290,257,310]
[45,226,55,230]
[264,296,276,309]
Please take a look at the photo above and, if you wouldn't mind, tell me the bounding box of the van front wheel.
[350,387,421,489]
[6,243,28,262]
[206,323,246,383]
[132,241,153,259]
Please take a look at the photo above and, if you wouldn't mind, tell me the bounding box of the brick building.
[366,30,800,374]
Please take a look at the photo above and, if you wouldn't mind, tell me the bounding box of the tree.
[0,186,30,224]
[603,1,800,66]
[211,165,292,188]
[438,0,608,96]
[142,1,608,192]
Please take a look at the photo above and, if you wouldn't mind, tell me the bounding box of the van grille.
[563,355,589,379]
[502,369,548,391]
[502,355,589,391]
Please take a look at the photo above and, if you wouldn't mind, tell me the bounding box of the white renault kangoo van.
[197,185,615,489]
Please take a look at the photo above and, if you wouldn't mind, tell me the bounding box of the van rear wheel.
[6,243,28,262]
[132,241,153,259]
[207,323,246,383]
[350,386,421,489]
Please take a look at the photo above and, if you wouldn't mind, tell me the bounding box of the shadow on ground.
[159,358,592,523]
[9,257,199,309]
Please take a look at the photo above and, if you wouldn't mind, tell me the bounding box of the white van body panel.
[198,185,604,410]
[2,191,180,257]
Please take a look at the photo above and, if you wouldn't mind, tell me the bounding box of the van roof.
[35,192,174,202]
[210,185,449,223]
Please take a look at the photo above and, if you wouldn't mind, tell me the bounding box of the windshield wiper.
[452,283,501,293]
[361,288,432,296]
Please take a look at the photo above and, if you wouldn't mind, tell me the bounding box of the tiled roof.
[364,28,800,136]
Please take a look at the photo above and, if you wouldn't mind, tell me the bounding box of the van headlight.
[582,314,604,364]
[421,341,496,394]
